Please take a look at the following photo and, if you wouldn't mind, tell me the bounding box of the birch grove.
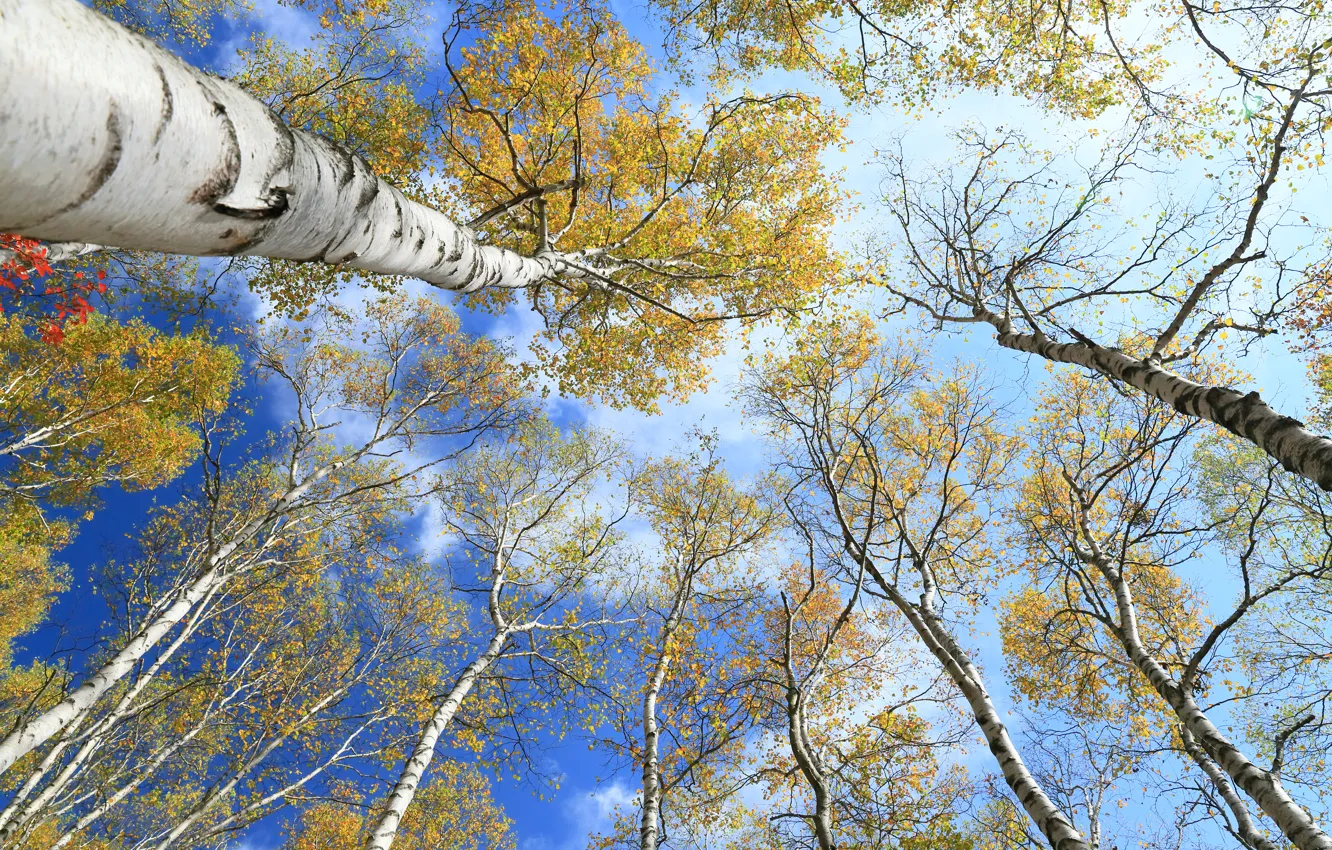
[9,0,1332,846]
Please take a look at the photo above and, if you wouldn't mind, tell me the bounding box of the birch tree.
[754,554,969,850]
[597,443,778,850]
[366,420,631,850]
[1008,359,1332,849]
[0,294,523,778]
[744,319,1089,850]
[875,0,1332,489]
[0,0,845,409]
[1200,434,1332,824]
[0,311,238,770]
[0,549,450,849]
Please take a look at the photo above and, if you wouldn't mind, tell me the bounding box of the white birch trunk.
[1091,557,1332,850]
[0,0,559,293]
[877,577,1088,850]
[639,651,670,850]
[981,315,1332,490]
[637,562,699,850]
[1179,727,1277,850]
[364,632,507,850]
[0,631,198,839]
[818,472,1089,850]
[0,574,231,838]
[0,242,103,269]
[0,461,342,775]
[835,536,1088,850]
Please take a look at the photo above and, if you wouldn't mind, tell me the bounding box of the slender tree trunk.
[0,0,559,293]
[0,461,342,775]
[785,687,835,850]
[0,577,229,838]
[1179,727,1277,850]
[1090,557,1332,850]
[982,316,1332,490]
[639,649,671,850]
[817,470,1089,850]
[842,546,1088,850]
[638,574,695,850]
[364,632,508,850]
[0,567,226,777]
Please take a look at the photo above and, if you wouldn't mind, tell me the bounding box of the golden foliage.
[284,764,515,850]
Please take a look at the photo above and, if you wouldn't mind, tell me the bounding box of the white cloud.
[520,780,639,850]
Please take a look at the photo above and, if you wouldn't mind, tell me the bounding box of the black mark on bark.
[152,61,173,145]
[189,101,241,206]
[55,105,123,216]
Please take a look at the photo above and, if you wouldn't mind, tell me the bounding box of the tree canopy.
[4,0,1332,847]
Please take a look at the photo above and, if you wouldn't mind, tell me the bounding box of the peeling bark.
[0,242,104,269]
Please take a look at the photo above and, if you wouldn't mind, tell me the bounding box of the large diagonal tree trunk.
[0,0,557,292]
[974,308,1332,491]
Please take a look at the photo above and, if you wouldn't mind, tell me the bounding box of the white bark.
[1079,543,1332,850]
[0,242,103,269]
[0,0,561,293]
[783,661,834,850]
[0,460,343,776]
[639,646,671,850]
[865,568,1089,850]
[0,588,222,839]
[776,571,860,850]
[756,364,1090,850]
[979,312,1332,491]
[823,488,1088,850]
[637,560,696,850]
[364,632,507,850]
[1179,727,1277,850]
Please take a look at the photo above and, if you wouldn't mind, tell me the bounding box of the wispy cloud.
[520,780,638,850]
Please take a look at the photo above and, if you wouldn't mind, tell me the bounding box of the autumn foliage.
[0,235,106,344]
[8,0,1332,847]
